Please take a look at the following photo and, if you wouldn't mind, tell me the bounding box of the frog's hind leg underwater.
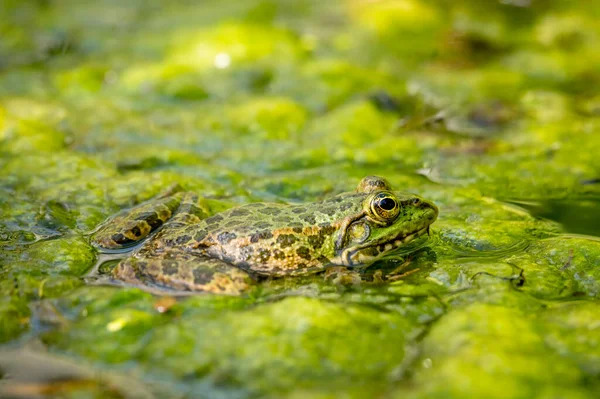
[92,188,253,295]
[113,249,253,295]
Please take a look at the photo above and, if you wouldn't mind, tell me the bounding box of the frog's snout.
[421,200,439,225]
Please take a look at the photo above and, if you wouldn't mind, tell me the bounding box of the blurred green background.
[1,0,599,398]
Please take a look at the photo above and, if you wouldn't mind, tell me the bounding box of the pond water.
[1,0,600,398]
[510,197,600,237]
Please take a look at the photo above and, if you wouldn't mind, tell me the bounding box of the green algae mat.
[1,0,600,398]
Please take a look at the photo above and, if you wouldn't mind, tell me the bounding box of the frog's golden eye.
[369,192,400,222]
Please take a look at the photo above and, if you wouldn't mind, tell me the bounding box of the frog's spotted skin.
[93,185,209,250]
[92,176,438,294]
[113,251,253,294]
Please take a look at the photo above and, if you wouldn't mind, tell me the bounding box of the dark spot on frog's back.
[289,221,304,229]
[175,235,192,245]
[253,221,271,230]
[205,214,224,224]
[229,208,250,217]
[292,227,303,233]
[258,207,280,216]
[250,230,273,243]
[300,214,317,224]
[217,232,237,244]
[296,246,312,260]
[319,207,337,216]
[339,202,352,211]
[275,215,292,223]
[277,234,297,247]
[194,229,208,242]
[225,219,242,228]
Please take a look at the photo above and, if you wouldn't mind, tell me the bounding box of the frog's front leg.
[93,186,207,250]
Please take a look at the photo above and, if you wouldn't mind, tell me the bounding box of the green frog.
[92,176,438,294]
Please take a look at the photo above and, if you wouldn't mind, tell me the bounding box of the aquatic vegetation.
[1,0,599,397]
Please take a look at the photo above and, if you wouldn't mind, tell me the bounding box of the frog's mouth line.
[339,225,431,267]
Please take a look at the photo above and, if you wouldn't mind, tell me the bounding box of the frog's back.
[158,195,365,275]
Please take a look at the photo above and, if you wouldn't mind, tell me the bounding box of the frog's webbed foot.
[92,187,209,250]
[386,268,420,281]
[385,256,420,282]
[113,250,253,295]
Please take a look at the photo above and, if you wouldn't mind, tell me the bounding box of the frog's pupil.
[379,198,396,210]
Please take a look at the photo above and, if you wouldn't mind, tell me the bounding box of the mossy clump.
[1,0,600,398]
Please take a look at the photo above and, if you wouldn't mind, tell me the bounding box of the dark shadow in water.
[507,197,600,237]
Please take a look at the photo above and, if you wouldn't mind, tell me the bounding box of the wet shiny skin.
[92,176,438,294]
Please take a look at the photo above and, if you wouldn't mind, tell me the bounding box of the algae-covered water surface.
[1,0,600,398]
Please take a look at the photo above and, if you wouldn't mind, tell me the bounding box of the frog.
[92,176,438,294]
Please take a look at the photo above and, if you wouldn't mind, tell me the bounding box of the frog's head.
[333,176,438,267]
